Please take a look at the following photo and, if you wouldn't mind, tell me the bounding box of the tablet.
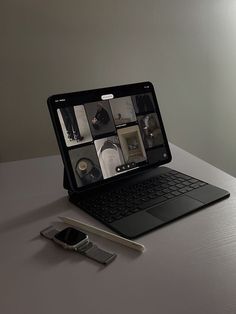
[47,82,171,192]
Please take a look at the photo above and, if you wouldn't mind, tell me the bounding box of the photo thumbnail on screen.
[117,125,147,164]
[95,136,124,179]
[69,144,103,187]
[109,96,137,126]
[85,101,116,138]
[132,93,154,115]
[57,105,92,147]
[138,113,164,149]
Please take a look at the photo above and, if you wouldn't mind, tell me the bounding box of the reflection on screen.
[57,93,167,187]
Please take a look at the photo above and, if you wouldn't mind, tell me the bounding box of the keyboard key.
[183,181,191,186]
[191,183,201,188]
[114,213,123,220]
[176,184,185,188]
[163,188,171,193]
[105,217,115,223]
[189,178,198,183]
[155,191,164,196]
[161,183,169,188]
[179,188,188,193]
[186,187,193,191]
[165,193,175,199]
[150,194,157,199]
[110,209,118,215]
[176,173,191,180]
[171,191,181,196]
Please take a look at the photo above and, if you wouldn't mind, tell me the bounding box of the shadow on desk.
[30,237,142,270]
[0,197,68,235]
[29,240,119,270]
[30,239,85,267]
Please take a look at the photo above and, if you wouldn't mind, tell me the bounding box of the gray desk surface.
[0,144,236,314]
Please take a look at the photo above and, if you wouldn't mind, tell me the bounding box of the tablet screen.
[48,82,171,191]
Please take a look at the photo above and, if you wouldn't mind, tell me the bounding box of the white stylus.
[58,216,145,252]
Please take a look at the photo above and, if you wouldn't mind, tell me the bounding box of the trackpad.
[147,196,203,221]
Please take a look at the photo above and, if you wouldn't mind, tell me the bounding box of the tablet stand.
[63,169,87,210]
[63,168,71,191]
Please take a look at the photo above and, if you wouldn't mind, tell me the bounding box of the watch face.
[54,227,87,246]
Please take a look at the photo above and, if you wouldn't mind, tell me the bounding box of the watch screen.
[55,227,87,245]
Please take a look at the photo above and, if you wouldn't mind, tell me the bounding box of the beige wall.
[1,1,236,176]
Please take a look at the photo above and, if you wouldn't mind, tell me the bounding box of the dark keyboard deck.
[78,170,207,224]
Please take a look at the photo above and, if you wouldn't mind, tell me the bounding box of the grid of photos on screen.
[57,93,166,188]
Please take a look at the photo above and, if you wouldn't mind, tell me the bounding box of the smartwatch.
[40,226,117,265]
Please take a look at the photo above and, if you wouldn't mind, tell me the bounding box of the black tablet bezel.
[47,81,172,193]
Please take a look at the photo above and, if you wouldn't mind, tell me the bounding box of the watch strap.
[40,226,117,265]
[40,226,59,240]
[77,241,117,265]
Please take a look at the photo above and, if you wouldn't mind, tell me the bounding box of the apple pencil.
[58,216,145,252]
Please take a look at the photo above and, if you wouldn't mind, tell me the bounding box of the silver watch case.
[53,234,89,251]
